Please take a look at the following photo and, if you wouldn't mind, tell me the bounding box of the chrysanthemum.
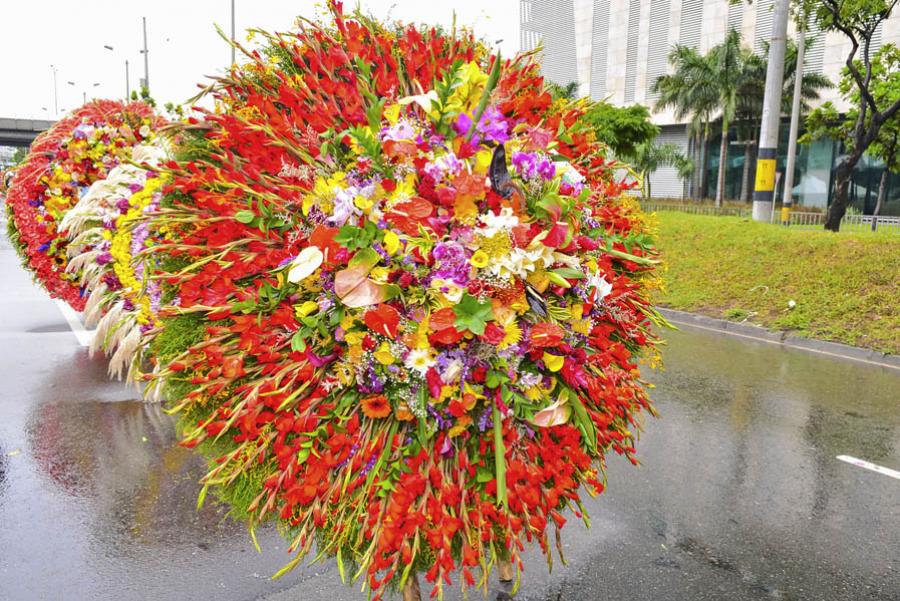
[498,317,522,349]
[405,348,435,374]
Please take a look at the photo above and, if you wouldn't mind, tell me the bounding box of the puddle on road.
[23,399,241,547]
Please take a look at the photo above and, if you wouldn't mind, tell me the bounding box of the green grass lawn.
[653,211,900,354]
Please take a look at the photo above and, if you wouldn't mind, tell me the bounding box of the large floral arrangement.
[63,141,169,380]
[5,100,161,309]
[136,5,664,599]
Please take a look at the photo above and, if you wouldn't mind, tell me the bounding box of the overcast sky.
[0,1,520,120]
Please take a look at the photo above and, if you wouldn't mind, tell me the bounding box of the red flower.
[364,304,401,339]
[529,322,565,348]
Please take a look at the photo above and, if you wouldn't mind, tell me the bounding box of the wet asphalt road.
[0,240,897,601]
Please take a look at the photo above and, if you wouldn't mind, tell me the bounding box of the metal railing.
[642,202,900,235]
[642,202,752,217]
[787,211,900,234]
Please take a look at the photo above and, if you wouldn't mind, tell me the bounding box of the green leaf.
[290,331,307,352]
[453,293,495,335]
[492,403,508,508]
[552,267,586,280]
[235,210,255,224]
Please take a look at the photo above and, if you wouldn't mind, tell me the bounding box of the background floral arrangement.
[138,4,665,599]
[62,141,170,380]
[1,5,665,600]
[5,100,161,310]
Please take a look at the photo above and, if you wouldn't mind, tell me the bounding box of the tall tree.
[709,29,745,207]
[631,141,694,199]
[804,44,900,229]
[799,0,900,231]
[652,45,719,201]
[582,102,660,160]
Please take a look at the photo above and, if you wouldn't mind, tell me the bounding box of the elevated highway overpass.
[0,118,55,147]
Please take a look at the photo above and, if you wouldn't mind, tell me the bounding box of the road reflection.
[26,397,242,548]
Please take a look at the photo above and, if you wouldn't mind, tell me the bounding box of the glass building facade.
[703,122,899,215]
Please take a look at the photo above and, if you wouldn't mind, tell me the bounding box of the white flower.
[554,160,585,185]
[588,272,613,301]
[288,246,324,283]
[398,90,439,112]
[476,207,519,238]
[490,248,538,280]
[405,348,435,375]
[139,124,151,138]
[788,300,796,309]
[440,358,464,383]
[430,278,464,303]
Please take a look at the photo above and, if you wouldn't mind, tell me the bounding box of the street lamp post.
[141,17,150,93]
[103,45,131,100]
[67,81,101,106]
[50,65,59,117]
[231,0,236,65]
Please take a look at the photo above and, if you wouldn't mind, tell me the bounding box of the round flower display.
[144,5,665,599]
[63,141,169,380]
[5,100,161,309]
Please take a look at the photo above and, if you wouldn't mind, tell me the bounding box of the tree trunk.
[740,140,753,203]
[716,121,729,207]
[691,130,702,201]
[872,168,888,231]
[698,126,709,201]
[499,559,514,582]
[402,575,422,601]
[646,172,652,200]
[825,162,855,232]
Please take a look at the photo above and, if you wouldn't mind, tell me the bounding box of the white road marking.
[54,299,93,347]
[837,455,900,480]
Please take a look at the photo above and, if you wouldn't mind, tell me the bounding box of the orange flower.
[361,394,391,419]
[394,402,416,421]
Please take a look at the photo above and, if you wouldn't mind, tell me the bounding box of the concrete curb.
[657,307,900,372]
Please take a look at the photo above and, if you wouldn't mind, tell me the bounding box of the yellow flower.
[369,266,389,284]
[542,352,564,372]
[382,230,401,255]
[374,342,395,365]
[353,194,373,211]
[384,103,401,124]
[294,301,319,318]
[571,318,592,336]
[474,150,493,173]
[469,250,489,269]
[344,330,365,345]
[340,313,358,330]
[499,318,522,350]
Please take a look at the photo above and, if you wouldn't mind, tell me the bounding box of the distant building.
[521,0,900,215]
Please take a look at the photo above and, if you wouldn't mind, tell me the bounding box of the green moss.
[152,312,208,362]
[654,212,900,354]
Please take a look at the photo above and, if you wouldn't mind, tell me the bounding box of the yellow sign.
[755,159,776,192]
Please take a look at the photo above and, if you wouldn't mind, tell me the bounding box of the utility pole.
[751,0,791,221]
[142,16,150,94]
[126,60,131,99]
[781,21,806,225]
[231,0,236,65]
[50,65,58,117]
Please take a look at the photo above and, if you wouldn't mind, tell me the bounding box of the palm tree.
[632,142,694,199]
[652,45,718,201]
[708,29,745,207]
[654,32,832,205]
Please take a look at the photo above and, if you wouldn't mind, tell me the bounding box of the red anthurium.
[529,322,566,348]
[542,221,569,248]
[385,197,433,236]
[364,304,402,339]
